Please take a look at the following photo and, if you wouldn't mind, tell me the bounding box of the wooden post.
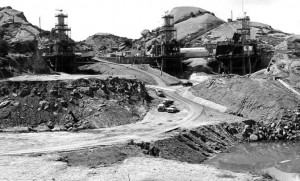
[180,57,183,73]
[55,57,58,72]
[229,58,233,74]
[242,46,246,75]
[248,46,251,74]
[161,58,164,76]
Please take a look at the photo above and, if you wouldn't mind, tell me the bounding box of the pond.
[204,141,300,181]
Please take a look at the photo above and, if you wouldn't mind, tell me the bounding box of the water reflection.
[204,142,300,181]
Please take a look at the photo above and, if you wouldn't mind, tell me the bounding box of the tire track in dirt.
[0,59,205,155]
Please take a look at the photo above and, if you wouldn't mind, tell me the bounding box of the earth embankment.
[0,76,149,132]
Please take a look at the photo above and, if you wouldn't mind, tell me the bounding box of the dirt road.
[0,59,241,155]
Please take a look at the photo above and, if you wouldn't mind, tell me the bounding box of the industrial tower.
[55,9,71,42]
[237,13,251,43]
[150,12,182,75]
[43,9,75,73]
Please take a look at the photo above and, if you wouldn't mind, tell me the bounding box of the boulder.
[34,124,51,132]
[249,134,259,141]
[49,89,58,96]
[77,87,93,96]
[18,88,30,97]
[0,100,10,109]
[141,29,151,38]
[52,124,67,132]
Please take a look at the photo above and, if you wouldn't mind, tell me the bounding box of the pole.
[248,45,251,74]
[39,17,41,31]
[180,57,183,73]
[55,57,58,72]
[161,58,164,76]
[242,0,244,14]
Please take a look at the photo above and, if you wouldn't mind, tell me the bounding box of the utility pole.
[39,17,41,31]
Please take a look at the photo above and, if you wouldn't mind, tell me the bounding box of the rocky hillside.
[0,6,51,77]
[136,6,224,51]
[0,6,42,52]
[82,33,133,53]
[198,21,290,48]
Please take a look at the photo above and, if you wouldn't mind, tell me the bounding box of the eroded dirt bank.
[0,77,149,132]
[191,77,300,122]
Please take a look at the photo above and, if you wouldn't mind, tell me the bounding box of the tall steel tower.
[55,9,71,42]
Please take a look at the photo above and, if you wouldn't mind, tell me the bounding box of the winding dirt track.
[0,59,205,155]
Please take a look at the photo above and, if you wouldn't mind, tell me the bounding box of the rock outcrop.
[0,6,51,77]
[82,33,133,56]
[0,6,41,52]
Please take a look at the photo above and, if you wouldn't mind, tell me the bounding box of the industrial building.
[215,14,262,75]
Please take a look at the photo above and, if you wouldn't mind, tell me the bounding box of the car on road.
[156,89,165,97]
[157,103,166,112]
[166,105,178,113]
[162,99,174,107]
[182,81,193,87]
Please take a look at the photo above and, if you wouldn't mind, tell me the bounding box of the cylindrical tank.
[164,18,171,26]
[180,47,210,58]
[58,16,65,25]
[163,15,174,26]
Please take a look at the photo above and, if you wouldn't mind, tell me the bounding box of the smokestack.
[231,10,233,20]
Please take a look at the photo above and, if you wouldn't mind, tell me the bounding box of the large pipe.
[180,47,210,58]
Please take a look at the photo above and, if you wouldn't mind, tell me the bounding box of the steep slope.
[169,6,211,24]
[0,6,50,76]
[0,6,41,51]
[175,13,224,41]
[263,35,300,89]
[198,20,289,47]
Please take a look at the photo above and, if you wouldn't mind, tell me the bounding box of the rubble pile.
[0,77,149,132]
[241,109,300,142]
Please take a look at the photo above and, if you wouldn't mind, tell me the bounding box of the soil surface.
[60,144,143,168]
[77,59,182,86]
[0,155,256,181]
[191,76,300,123]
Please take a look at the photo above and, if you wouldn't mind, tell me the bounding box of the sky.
[1,0,300,41]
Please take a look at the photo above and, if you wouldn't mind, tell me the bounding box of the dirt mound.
[191,77,300,122]
[133,64,181,85]
[77,62,158,85]
[0,77,149,131]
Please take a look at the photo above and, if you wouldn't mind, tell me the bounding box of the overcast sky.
[1,0,300,41]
